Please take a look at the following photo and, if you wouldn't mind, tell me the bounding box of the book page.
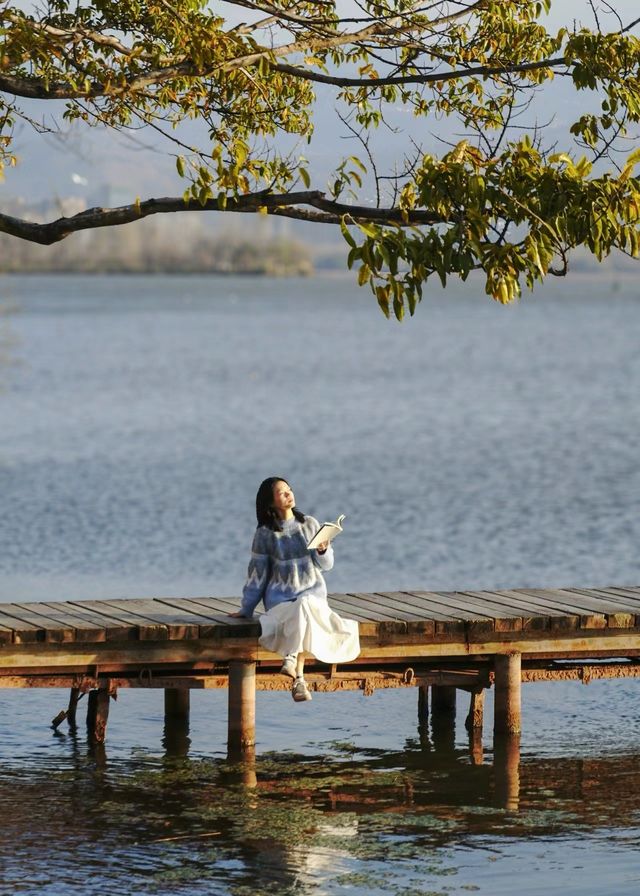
[307,523,341,551]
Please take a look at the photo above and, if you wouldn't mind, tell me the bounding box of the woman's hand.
[316,541,329,554]
[228,610,247,618]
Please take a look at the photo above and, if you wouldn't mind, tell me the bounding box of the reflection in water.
[2,729,640,895]
[494,735,521,812]
[163,715,191,759]
[469,728,484,766]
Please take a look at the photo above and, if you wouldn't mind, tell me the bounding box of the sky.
[2,1,639,205]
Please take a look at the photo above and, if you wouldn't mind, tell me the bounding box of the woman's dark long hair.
[256,477,305,531]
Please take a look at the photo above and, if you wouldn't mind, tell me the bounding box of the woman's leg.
[292,653,311,702]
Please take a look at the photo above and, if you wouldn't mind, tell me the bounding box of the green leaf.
[375,285,390,318]
[357,264,370,287]
[356,222,378,239]
[341,218,357,249]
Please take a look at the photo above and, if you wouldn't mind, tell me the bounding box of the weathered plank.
[0,618,16,645]
[10,603,82,643]
[427,592,496,636]
[101,599,199,640]
[555,588,639,628]
[486,589,558,626]
[369,591,460,621]
[176,596,243,614]
[0,607,45,644]
[346,593,425,621]
[370,591,464,636]
[24,603,108,642]
[156,597,250,639]
[520,588,633,629]
[365,592,449,633]
[596,586,640,603]
[499,590,580,631]
[457,591,538,632]
[568,586,640,613]
[68,599,169,641]
[429,589,520,635]
[369,594,436,635]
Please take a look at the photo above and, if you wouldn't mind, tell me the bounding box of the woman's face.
[272,480,295,516]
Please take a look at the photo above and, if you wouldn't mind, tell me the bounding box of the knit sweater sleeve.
[306,516,335,572]
[240,528,272,616]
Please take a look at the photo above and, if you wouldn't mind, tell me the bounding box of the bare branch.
[0,191,441,245]
[273,54,566,89]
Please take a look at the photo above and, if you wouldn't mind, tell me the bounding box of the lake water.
[1,272,640,895]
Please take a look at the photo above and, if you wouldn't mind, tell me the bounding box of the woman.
[230,477,360,702]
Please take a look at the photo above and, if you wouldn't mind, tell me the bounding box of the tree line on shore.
[0,209,314,275]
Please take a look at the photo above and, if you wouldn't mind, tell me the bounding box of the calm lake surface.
[1,272,640,895]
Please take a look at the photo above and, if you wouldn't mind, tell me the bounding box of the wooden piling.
[227,660,256,758]
[494,653,522,736]
[86,688,110,744]
[164,687,190,720]
[431,685,456,715]
[67,687,80,728]
[417,685,429,726]
[163,687,190,756]
[465,689,485,732]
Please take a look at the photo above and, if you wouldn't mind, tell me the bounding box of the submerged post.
[417,685,429,726]
[165,688,190,721]
[228,660,256,759]
[494,653,522,736]
[431,685,456,716]
[431,685,456,752]
[465,689,485,732]
[86,687,110,744]
[466,688,485,765]
[163,688,191,757]
[67,687,80,728]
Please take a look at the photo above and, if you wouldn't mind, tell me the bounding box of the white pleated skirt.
[259,595,360,664]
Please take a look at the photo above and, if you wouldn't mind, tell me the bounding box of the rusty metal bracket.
[138,668,153,686]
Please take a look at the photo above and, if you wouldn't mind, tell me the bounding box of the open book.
[306,514,346,551]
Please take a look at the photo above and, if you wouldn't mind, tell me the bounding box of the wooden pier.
[2,586,640,764]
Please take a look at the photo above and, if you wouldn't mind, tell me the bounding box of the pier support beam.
[228,660,256,759]
[86,687,110,744]
[494,653,522,736]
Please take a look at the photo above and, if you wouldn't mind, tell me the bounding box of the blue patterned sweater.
[240,516,334,616]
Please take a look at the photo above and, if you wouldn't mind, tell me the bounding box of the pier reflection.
[3,737,640,895]
[162,715,191,759]
[494,734,521,811]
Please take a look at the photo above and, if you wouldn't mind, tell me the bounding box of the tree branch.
[0,191,441,245]
[273,55,567,88]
